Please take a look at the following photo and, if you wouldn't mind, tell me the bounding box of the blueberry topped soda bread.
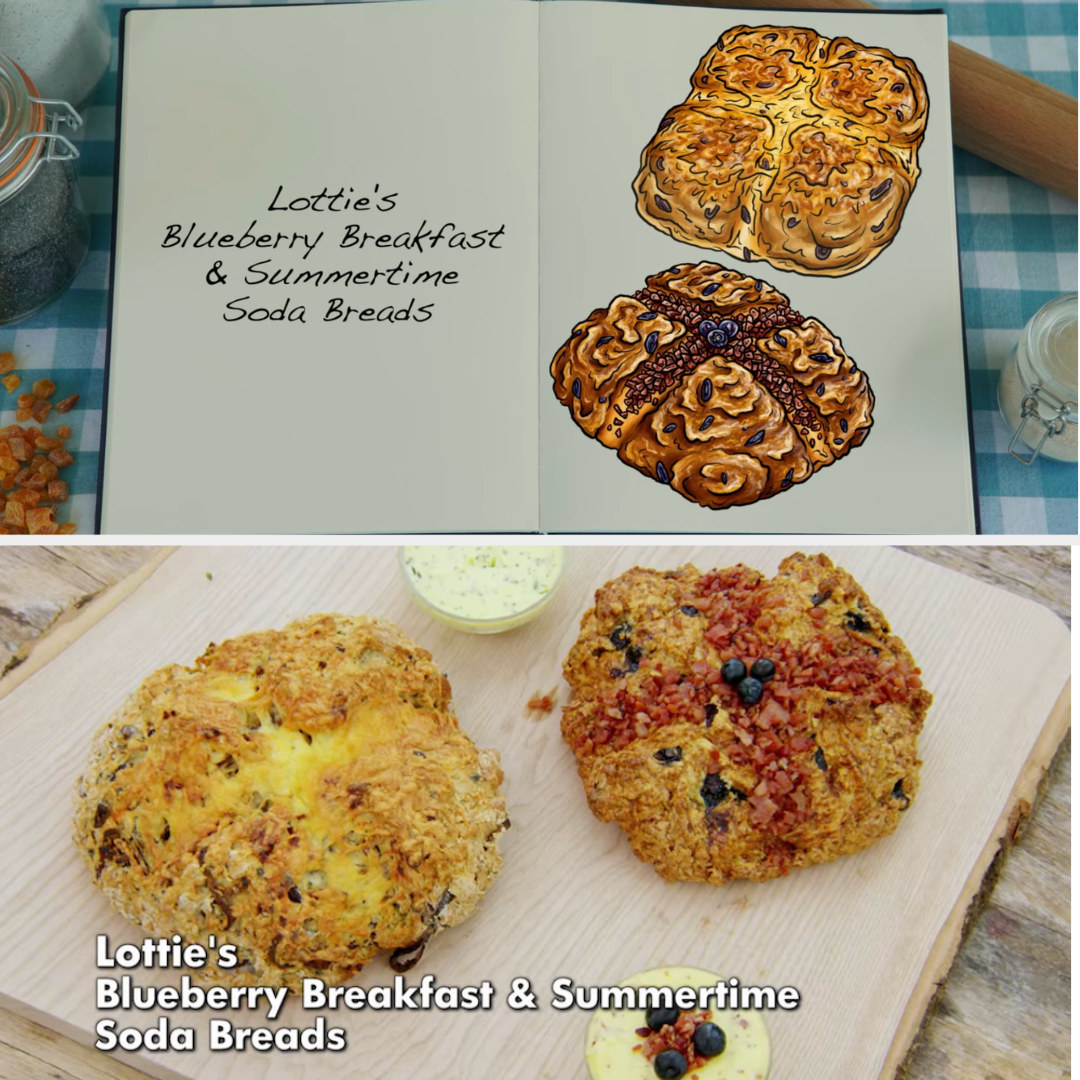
[561,554,931,883]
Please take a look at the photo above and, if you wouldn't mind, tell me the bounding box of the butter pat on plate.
[585,967,770,1079]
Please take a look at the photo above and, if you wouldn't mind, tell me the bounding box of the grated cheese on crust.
[73,614,509,989]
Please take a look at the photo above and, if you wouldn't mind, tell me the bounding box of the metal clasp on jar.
[7,97,82,172]
[1008,384,1078,465]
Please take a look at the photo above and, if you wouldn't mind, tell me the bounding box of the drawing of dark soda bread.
[550,263,873,510]
[634,26,928,275]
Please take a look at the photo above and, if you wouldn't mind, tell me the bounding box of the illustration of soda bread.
[550,262,873,510]
[634,25,928,275]
[561,553,932,883]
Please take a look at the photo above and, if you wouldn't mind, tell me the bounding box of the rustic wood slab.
[0,545,1069,1080]
[896,546,1071,627]
[0,547,164,678]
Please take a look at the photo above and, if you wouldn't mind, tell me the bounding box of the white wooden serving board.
[0,546,1069,1080]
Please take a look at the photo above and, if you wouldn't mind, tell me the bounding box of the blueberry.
[737,677,763,705]
[653,1050,687,1079]
[645,1006,680,1031]
[749,658,775,682]
[698,319,718,337]
[707,329,729,348]
[692,1022,726,1058]
[610,622,632,649]
[721,658,746,684]
[718,319,738,338]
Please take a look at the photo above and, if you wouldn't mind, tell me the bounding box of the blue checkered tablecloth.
[1,0,1075,534]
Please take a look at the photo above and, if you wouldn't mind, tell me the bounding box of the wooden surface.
[689,0,1079,198]
[0,547,164,679]
[0,545,1069,1080]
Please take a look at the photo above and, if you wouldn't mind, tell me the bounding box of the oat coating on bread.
[73,615,508,989]
[561,554,930,883]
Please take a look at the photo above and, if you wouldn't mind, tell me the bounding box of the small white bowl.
[399,546,564,634]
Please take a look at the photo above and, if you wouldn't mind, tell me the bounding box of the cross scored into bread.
[550,262,873,509]
[561,554,932,884]
[634,26,929,276]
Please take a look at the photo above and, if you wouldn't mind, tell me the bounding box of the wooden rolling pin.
[664,0,1079,199]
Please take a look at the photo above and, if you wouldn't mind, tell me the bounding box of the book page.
[539,2,973,533]
[101,1,539,534]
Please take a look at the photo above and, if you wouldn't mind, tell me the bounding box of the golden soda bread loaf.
[73,615,509,989]
[561,554,931,883]
[634,25,928,275]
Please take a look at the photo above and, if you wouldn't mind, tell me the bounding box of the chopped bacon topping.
[639,1010,713,1071]
[572,565,924,836]
[526,688,557,714]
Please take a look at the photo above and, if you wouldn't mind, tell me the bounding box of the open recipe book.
[99,0,975,533]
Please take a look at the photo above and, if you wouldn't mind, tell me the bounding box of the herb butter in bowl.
[399,546,564,634]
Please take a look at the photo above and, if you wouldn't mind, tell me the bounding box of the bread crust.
[560,554,931,883]
[550,262,873,509]
[634,26,928,275]
[73,615,508,989]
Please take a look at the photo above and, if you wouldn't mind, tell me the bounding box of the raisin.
[654,747,682,764]
[845,611,872,632]
[701,774,729,808]
[610,622,632,649]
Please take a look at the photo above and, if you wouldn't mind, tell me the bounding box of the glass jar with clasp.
[0,53,89,326]
[997,293,1078,465]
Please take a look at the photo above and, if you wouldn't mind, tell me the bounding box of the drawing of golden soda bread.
[550,262,873,509]
[634,25,929,275]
